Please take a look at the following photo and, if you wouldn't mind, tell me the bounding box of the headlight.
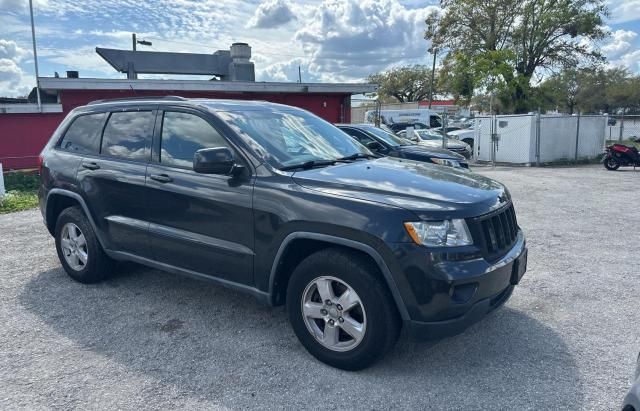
[431,158,461,168]
[404,220,473,247]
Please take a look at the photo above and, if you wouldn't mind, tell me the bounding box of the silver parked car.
[398,128,472,159]
[623,353,640,410]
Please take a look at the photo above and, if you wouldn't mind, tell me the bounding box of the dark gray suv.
[38,97,527,370]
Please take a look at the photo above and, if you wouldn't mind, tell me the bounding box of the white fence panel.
[494,115,535,164]
[539,117,577,162]
[577,116,606,159]
[474,115,534,164]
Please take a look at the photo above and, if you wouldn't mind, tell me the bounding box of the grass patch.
[1,171,40,214]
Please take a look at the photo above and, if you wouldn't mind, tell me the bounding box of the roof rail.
[87,96,189,105]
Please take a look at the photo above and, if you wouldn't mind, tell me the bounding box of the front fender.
[267,232,411,321]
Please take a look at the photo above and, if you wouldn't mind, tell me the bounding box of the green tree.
[605,70,640,114]
[537,67,640,114]
[428,0,609,113]
[367,65,441,103]
[538,68,582,113]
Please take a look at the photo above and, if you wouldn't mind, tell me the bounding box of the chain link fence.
[606,114,640,142]
[474,114,608,165]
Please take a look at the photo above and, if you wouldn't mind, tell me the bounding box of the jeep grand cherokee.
[38,97,527,370]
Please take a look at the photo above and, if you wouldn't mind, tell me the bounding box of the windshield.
[416,130,445,141]
[360,125,412,146]
[215,108,371,169]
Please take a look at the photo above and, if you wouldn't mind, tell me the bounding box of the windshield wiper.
[280,159,337,171]
[337,153,377,161]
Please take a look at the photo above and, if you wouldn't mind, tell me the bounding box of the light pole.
[428,47,436,109]
[29,0,41,112]
[132,33,152,51]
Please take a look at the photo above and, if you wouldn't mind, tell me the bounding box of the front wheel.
[286,248,400,370]
[604,156,620,170]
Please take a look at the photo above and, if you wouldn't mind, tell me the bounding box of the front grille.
[466,204,519,263]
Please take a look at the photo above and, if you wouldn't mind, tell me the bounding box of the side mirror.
[193,147,240,175]
[366,141,384,151]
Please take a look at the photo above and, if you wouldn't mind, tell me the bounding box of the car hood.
[448,129,474,139]
[292,157,508,219]
[418,139,469,150]
[396,144,465,160]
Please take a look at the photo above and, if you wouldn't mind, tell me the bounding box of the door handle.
[81,162,100,170]
[149,174,173,183]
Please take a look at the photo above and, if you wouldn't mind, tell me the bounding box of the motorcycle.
[603,137,640,171]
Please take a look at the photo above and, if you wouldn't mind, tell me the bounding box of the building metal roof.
[38,77,377,95]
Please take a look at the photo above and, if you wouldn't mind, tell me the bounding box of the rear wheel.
[55,206,114,283]
[286,248,400,370]
[604,156,620,170]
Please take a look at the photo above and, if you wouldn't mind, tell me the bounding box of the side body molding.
[268,232,410,320]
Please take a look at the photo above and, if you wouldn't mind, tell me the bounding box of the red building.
[0,77,375,170]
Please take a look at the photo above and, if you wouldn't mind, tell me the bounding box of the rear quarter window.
[101,111,155,161]
[59,112,107,155]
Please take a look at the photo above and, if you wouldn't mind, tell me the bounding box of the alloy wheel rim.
[301,276,367,352]
[61,223,88,271]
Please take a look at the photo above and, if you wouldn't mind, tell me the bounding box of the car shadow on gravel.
[19,266,582,409]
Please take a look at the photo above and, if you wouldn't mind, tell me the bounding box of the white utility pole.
[29,0,42,112]
[0,163,5,199]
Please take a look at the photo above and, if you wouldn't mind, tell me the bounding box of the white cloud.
[0,0,48,14]
[600,28,640,72]
[610,50,640,72]
[0,39,32,97]
[0,58,22,84]
[607,0,640,24]
[247,0,296,29]
[0,39,30,62]
[294,0,439,81]
[0,58,32,97]
[39,46,116,74]
[602,29,637,59]
[257,57,320,82]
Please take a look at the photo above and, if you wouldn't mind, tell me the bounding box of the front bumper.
[405,283,514,340]
[622,355,640,410]
[449,147,471,159]
[387,230,527,340]
[623,377,640,411]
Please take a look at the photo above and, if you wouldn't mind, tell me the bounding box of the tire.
[286,248,401,370]
[54,206,114,283]
[604,156,620,170]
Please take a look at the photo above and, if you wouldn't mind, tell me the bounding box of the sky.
[0,0,639,97]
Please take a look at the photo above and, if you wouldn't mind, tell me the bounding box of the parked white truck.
[365,109,443,129]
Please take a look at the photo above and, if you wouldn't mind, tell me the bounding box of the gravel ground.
[1,164,639,410]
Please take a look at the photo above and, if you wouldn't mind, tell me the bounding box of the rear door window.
[59,112,107,155]
[160,111,230,169]
[101,111,154,161]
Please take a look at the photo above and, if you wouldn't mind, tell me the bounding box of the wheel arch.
[268,232,410,321]
[46,189,106,247]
